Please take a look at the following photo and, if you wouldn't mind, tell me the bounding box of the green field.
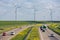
[0,21,34,34]
[0,21,34,26]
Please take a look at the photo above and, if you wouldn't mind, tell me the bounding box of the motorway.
[39,27,60,40]
[0,24,60,40]
[0,25,33,40]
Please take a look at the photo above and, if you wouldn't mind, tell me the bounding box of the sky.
[0,0,60,21]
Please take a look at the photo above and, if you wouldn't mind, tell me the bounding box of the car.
[42,29,45,32]
[40,26,43,30]
[50,34,54,37]
[2,32,6,36]
[10,32,15,35]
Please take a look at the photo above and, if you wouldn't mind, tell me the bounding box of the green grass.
[0,21,33,26]
[11,27,32,40]
[48,23,60,35]
[26,27,40,40]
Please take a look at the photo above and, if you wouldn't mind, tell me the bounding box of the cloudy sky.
[0,0,60,21]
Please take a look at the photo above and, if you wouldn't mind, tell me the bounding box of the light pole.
[46,4,53,21]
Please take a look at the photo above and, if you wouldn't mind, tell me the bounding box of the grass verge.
[26,27,40,40]
[48,23,60,35]
[11,27,32,40]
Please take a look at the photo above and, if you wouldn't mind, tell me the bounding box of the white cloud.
[0,0,60,21]
[22,2,33,9]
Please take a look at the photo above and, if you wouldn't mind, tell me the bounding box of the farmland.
[0,21,34,34]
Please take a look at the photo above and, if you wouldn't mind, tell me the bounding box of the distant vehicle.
[43,25,46,30]
[2,32,6,36]
[40,26,45,32]
[50,34,54,37]
[40,26,43,30]
[42,29,45,32]
[10,32,15,35]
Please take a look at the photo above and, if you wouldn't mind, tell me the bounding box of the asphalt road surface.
[39,27,60,40]
[0,25,33,40]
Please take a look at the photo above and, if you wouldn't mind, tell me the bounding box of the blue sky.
[0,0,60,21]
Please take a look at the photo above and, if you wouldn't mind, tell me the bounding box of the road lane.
[0,25,33,40]
[39,27,60,40]
[39,28,50,40]
[46,27,60,40]
[49,36,59,40]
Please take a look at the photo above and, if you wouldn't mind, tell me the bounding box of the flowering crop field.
[48,23,60,35]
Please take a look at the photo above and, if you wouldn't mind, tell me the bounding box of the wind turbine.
[14,2,38,24]
[15,5,21,21]
[46,4,53,21]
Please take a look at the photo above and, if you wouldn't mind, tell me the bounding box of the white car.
[10,32,15,35]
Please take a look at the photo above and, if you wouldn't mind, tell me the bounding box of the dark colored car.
[40,26,43,30]
[2,32,6,36]
[42,29,45,32]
